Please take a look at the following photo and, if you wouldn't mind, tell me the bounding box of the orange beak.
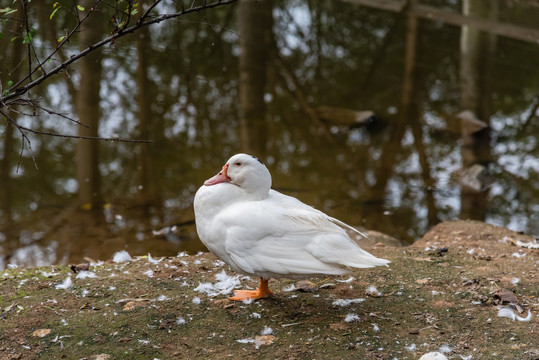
[204,163,231,186]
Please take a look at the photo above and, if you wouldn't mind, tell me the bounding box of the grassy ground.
[0,220,537,360]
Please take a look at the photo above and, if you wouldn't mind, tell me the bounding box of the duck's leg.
[229,277,273,301]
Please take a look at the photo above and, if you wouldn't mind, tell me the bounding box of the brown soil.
[0,220,537,359]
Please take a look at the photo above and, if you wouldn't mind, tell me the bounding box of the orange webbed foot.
[228,277,273,301]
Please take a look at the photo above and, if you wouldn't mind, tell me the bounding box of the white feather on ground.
[344,314,360,322]
[54,276,72,290]
[112,250,133,263]
[497,307,532,322]
[332,298,366,307]
[194,270,240,297]
[419,352,448,360]
[75,271,97,279]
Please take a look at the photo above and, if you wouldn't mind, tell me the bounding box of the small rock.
[70,263,90,273]
[429,248,448,257]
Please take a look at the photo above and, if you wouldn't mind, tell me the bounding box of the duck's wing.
[218,191,389,278]
[269,190,371,239]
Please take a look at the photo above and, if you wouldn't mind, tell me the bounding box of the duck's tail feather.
[328,216,370,240]
[343,253,391,268]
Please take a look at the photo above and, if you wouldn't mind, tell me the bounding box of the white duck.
[193,153,390,301]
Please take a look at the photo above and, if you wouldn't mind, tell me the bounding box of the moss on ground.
[0,221,537,359]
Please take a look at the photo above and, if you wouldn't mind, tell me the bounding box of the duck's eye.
[235,162,242,167]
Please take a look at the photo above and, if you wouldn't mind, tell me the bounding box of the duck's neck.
[195,182,267,216]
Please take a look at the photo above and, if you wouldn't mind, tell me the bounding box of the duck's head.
[204,153,272,198]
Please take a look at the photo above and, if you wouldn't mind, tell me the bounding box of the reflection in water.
[1,0,539,268]
[459,0,497,221]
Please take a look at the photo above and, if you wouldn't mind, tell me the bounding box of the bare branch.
[1,108,150,143]
[0,0,234,163]
[0,0,237,106]
[15,126,153,143]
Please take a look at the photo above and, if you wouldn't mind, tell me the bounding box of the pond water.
[1,0,538,269]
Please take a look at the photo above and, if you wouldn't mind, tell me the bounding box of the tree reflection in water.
[0,0,538,268]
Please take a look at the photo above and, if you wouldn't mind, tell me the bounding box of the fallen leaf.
[330,322,348,330]
[416,278,431,284]
[295,280,318,292]
[493,289,518,305]
[213,299,234,309]
[433,300,455,308]
[123,301,149,311]
[32,329,52,337]
[254,335,275,348]
[92,355,112,360]
[115,297,149,305]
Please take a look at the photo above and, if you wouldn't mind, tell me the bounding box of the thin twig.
[1,109,148,144]
[1,109,39,170]
[38,107,89,128]
[7,98,89,128]
[0,0,237,105]
[137,0,161,25]
[5,0,99,95]
[22,0,33,83]
[173,18,244,41]
[18,125,151,143]
[16,127,153,143]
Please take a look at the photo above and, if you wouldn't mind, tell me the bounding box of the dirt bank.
[0,220,537,359]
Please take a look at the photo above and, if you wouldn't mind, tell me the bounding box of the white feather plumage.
[194,154,389,283]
